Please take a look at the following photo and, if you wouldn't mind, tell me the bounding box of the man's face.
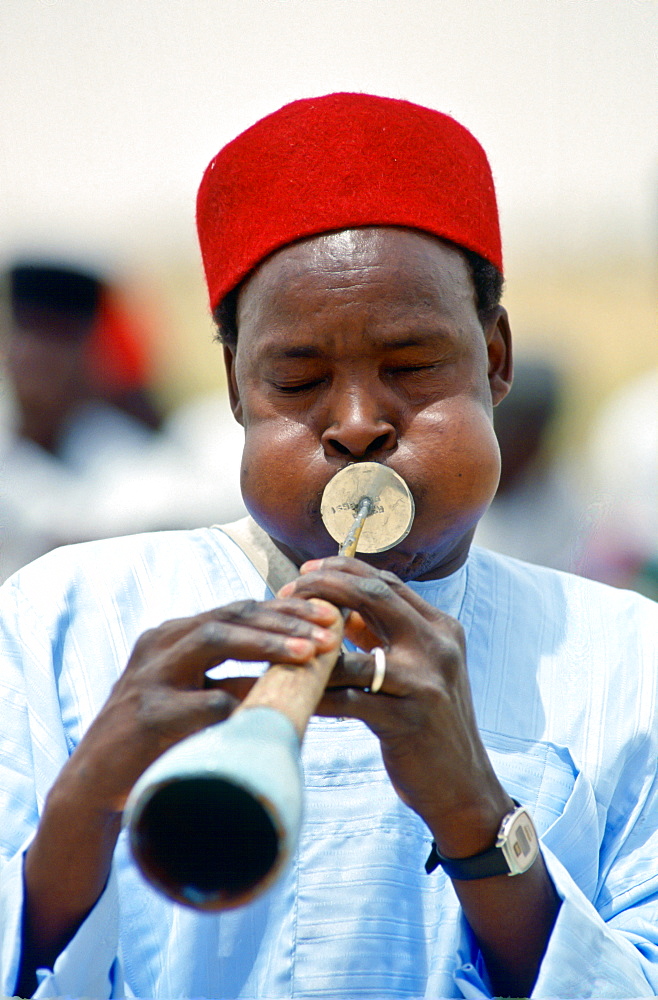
[224,226,512,580]
[6,305,90,419]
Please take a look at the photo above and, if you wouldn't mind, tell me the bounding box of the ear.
[222,343,244,425]
[483,306,513,406]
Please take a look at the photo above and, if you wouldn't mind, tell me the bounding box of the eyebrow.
[269,345,324,360]
[266,331,452,361]
[382,335,444,350]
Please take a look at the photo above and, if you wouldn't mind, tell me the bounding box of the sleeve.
[0,844,123,999]
[530,750,658,999]
[532,843,658,998]
[0,580,124,998]
[451,735,658,999]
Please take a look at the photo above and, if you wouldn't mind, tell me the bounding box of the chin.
[359,531,476,582]
[354,549,443,581]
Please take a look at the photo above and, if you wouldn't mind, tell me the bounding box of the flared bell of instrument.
[124,705,303,911]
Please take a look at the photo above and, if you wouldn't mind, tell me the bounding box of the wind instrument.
[124,462,414,910]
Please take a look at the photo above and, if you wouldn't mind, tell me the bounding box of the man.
[0,262,160,579]
[1,93,657,999]
[0,261,245,578]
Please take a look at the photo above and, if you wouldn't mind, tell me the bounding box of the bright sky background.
[1,0,657,275]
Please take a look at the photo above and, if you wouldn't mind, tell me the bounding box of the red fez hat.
[197,92,502,312]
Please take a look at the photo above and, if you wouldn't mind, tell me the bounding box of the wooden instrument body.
[124,600,343,910]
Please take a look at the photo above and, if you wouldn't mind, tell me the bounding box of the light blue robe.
[1,526,657,997]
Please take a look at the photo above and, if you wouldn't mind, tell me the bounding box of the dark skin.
[5,305,93,454]
[18,227,560,998]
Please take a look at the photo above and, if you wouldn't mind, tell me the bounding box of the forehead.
[237,227,477,335]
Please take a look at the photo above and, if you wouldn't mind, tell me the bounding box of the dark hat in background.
[9,262,102,323]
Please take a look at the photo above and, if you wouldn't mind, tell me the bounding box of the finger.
[177,687,240,731]
[300,556,386,579]
[205,599,341,648]
[297,558,451,624]
[138,599,341,660]
[315,685,400,733]
[215,597,341,631]
[278,568,412,645]
[327,651,381,689]
[341,612,380,653]
[205,676,256,700]
[143,618,340,688]
[279,556,380,598]
[138,686,240,746]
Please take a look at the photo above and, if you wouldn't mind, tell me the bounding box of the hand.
[74,596,341,813]
[19,595,340,990]
[278,558,562,999]
[279,557,513,857]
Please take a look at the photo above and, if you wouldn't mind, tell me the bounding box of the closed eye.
[270,378,326,394]
[386,363,442,376]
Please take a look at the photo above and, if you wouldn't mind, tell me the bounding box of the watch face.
[499,808,539,876]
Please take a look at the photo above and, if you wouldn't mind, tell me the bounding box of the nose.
[321,387,397,459]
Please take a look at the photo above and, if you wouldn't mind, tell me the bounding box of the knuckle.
[285,617,313,636]
[380,569,403,588]
[272,596,307,616]
[445,619,466,649]
[196,620,227,646]
[129,626,164,661]
[110,681,173,739]
[435,632,466,675]
[130,615,198,661]
[133,687,166,729]
[205,690,235,718]
[132,627,156,652]
[222,599,259,621]
[329,556,352,570]
[360,578,392,600]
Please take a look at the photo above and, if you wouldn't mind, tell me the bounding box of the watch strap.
[425,799,534,880]
[425,839,512,879]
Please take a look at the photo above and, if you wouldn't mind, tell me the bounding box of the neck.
[271,531,473,583]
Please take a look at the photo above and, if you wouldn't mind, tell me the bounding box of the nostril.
[328,439,352,456]
[325,431,394,459]
[366,433,392,455]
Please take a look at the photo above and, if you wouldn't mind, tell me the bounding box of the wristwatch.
[425,801,539,880]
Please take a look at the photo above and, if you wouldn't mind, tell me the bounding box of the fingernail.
[278,582,294,597]
[300,559,323,573]
[312,626,339,648]
[309,602,339,624]
[286,637,313,656]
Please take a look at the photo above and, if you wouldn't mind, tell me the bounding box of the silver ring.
[369,646,386,694]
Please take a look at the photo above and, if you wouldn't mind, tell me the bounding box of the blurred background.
[0,0,656,593]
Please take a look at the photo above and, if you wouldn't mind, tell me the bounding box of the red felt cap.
[197,92,502,312]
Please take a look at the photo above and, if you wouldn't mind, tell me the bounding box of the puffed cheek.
[438,406,501,510]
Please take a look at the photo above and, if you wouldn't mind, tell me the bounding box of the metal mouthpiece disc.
[320,462,415,554]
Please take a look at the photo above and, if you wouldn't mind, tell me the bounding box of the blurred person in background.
[83,270,246,534]
[578,366,658,600]
[474,355,583,571]
[0,260,162,579]
[0,259,245,581]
